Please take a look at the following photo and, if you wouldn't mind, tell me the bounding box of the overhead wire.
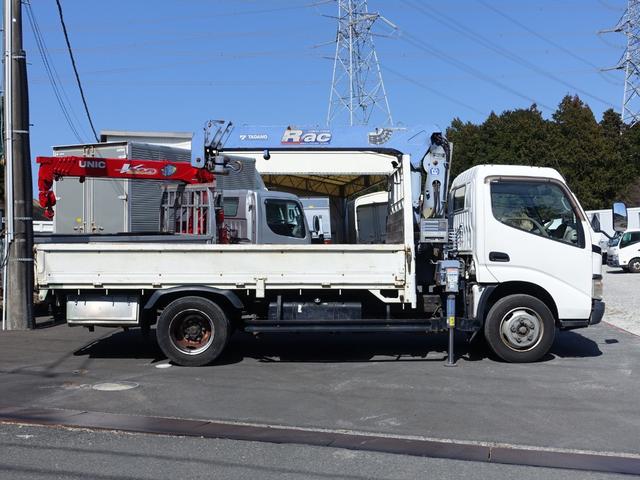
[25,1,85,143]
[401,0,616,109]
[128,0,333,26]
[382,65,489,116]
[475,0,621,86]
[55,0,99,142]
[394,28,554,111]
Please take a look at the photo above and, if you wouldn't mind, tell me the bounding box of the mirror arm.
[595,229,615,240]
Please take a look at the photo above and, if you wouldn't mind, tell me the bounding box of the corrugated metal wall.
[128,143,190,232]
[52,141,191,233]
[217,157,263,191]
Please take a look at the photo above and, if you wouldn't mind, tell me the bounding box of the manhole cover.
[92,382,139,392]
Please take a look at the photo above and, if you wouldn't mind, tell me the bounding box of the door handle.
[489,251,510,262]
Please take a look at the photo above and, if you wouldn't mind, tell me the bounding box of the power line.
[55,0,99,142]
[127,1,333,26]
[25,1,86,143]
[402,0,616,109]
[475,0,621,87]
[395,28,554,111]
[382,65,488,116]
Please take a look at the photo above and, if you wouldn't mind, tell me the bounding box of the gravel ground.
[602,268,640,336]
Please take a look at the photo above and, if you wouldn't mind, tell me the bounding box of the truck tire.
[156,296,229,367]
[628,258,640,274]
[484,294,555,363]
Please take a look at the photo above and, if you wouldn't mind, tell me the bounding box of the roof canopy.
[220,124,438,197]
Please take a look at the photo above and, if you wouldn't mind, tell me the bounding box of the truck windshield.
[265,199,306,239]
[620,231,640,249]
[491,180,583,247]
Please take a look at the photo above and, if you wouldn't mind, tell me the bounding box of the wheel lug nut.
[511,326,517,332]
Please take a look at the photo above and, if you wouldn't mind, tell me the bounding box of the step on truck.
[33,122,626,366]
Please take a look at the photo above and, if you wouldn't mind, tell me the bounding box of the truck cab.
[451,165,605,361]
[223,189,311,245]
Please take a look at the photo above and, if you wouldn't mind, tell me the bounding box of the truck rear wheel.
[484,294,555,363]
[156,296,229,367]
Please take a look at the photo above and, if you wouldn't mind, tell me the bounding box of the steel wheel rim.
[631,259,640,272]
[168,309,215,355]
[499,307,543,352]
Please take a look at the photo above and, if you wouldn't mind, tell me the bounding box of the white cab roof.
[452,164,565,188]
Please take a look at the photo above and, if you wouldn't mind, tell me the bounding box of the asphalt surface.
[602,267,640,336]
[0,269,638,477]
[0,423,631,480]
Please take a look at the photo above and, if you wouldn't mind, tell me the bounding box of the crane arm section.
[36,155,215,219]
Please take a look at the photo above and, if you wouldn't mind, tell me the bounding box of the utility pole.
[327,0,394,127]
[601,0,640,126]
[3,0,34,330]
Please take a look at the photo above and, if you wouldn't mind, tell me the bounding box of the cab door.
[482,178,592,320]
[619,231,640,268]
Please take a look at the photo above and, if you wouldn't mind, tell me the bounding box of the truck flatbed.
[35,242,411,298]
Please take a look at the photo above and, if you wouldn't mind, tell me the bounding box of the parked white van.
[607,228,640,273]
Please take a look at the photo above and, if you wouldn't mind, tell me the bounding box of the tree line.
[446,95,640,210]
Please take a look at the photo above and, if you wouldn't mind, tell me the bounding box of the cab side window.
[620,231,640,248]
[452,186,466,212]
[490,180,584,248]
[264,199,306,239]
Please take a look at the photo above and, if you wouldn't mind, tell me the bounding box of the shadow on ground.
[72,327,603,366]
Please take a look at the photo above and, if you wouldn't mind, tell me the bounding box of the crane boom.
[36,155,215,220]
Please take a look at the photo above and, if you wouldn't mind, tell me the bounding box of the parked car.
[607,229,640,273]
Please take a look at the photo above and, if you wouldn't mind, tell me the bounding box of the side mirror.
[313,215,322,235]
[613,202,628,233]
[590,214,601,232]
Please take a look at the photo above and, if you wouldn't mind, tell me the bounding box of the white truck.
[607,228,640,273]
[587,207,640,263]
[33,123,622,366]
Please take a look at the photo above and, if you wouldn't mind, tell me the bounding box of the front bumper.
[558,300,605,330]
[607,255,621,268]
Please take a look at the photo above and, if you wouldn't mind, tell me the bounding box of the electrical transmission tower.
[602,0,640,125]
[327,0,394,127]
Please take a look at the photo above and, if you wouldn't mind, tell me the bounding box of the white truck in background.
[33,123,624,366]
[348,191,388,244]
[300,197,332,243]
[587,207,640,263]
[607,228,640,273]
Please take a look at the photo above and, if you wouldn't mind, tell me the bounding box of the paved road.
[602,268,640,336]
[0,423,630,480]
[0,319,638,454]
[1,280,638,477]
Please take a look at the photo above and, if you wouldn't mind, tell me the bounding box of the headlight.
[592,275,603,300]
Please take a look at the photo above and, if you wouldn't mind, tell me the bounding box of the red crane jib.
[36,155,215,220]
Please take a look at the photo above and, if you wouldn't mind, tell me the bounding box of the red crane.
[36,155,226,241]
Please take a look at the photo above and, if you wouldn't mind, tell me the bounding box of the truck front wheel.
[156,296,230,367]
[628,258,640,273]
[484,294,555,363]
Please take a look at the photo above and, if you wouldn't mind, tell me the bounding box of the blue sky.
[20,0,628,168]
